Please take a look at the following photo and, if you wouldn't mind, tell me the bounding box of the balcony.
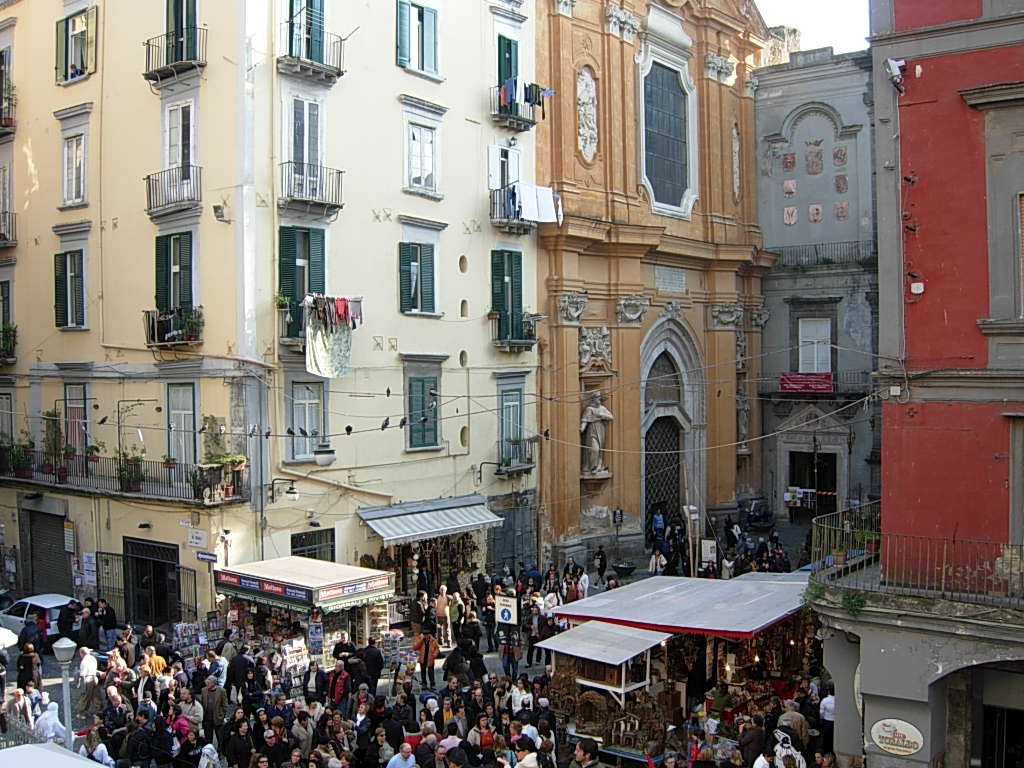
[489,86,537,132]
[144,165,203,219]
[0,447,249,506]
[0,212,16,250]
[143,306,204,348]
[142,27,208,84]
[279,162,345,218]
[769,240,876,269]
[495,438,536,477]
[490,310,540,352]
[278,22,345,84]
[278,300,306,351]
[810,503,1024,612]
[0,76,15,139]
[757,370,871,395]
[490,183,539,235]
[0,325,15,364]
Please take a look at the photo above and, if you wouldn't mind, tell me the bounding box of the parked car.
[0,593,75,650]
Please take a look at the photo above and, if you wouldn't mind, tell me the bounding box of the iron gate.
[487,505,536,574]
[96,549,197,628]
[644,416,682,542]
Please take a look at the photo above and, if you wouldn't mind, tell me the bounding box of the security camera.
[884,58,906,93]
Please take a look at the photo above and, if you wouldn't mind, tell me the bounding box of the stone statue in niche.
[579,326,612,369]
[736,388,750,445]
[736,328,747,370]
[577,67,598,164]
[732,124,741,199]
[581,390,614,474]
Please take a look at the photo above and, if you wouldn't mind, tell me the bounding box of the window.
[407,374,439,449]
[155,233,193,312]
[279,227,325,333]
[55,8,97,84]
[167,102,193,181]
[487,145,521,191]
[287,0,324,62]
[498,34,517,86]
[491,250,523,340]
[54,250,85,328]
[63,135,85,205]
[798,318,831,373]
[292,528,335,562]
[408,124,436,191]
[499,387,524,463]
[0,392,12,445]
[167,383,196,464]
[644,62,688,208]
[0,280,9,326]
[396,1,438,74]
[64,383,87,455]
[291,382,323,459]
[399,242,435,314]
[167,0,199,62]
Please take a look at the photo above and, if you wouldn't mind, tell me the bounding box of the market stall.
[213,556,395,696]
[543,572,816,754]
[356,493,504,620]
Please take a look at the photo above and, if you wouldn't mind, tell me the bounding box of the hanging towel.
[306,320,352,378]
[335,297,348,325]
[348,297,364,326]
[518,183,540,222]
[535,186,558,223]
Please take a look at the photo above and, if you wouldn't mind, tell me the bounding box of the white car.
[0,593,75,650]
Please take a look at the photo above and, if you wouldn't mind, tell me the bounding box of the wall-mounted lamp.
[269,478,300,503]
[312,439,336,467]
[213,204,231,223]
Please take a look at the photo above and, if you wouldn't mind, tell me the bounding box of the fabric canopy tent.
[535,620,671,666]
[2,742,96,765]
[357,493,503,546]
[553,572,809,639]
[214,556,394,613]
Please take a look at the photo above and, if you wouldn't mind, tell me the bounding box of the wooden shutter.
[279,226,297,299]
[85,6,98,74]
[55,18,67,84]
[498,35,517,84]
[308,228,325,294]
[178,232,193,311]
[0,281,9,326]
[70,250,85,326]
[422,7,437,73]
[491,251,508,339]
[54,253,68,327]
[487,146,502,191]
[419,244,435,314]
[409,376,438,448]
[309,0,325,63]
[155,235,170,312]
[509,251,523,340]
[396,1,410,68]
[398,242,413,312]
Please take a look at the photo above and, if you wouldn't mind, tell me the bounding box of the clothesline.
[300,294,365,331]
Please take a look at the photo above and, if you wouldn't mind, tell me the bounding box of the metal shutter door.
[29,511,72,594]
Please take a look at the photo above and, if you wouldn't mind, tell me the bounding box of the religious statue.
[581,390,614,474]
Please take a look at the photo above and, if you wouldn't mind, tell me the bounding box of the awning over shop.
[553,572,809,640]
[357,493,503,546]
[215,556,394,613]
[535,620,671,666]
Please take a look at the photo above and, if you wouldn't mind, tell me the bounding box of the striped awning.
[357,494,503,546]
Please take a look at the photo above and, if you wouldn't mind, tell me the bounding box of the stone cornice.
[961,81,1024,110]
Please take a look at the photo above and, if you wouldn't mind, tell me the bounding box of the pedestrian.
[415,625,439,690]
[16,642,41,691]
[95,598,118,652]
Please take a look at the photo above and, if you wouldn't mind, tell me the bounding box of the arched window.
[645,352,682,409]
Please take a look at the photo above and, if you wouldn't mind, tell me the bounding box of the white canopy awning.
[2,742,96,765]
[357,494,503,546]
[535,620,671,666]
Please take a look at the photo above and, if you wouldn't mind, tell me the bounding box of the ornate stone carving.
[744,74,759,99]
[735,328,747,370]
[557,292,588,323]
[577,67,598,164]
[579,326,612,369]
[710,303,744,328]
[555,0,576,16]
[750,306,770,329]
[605,4,640,42]
[732,123,741,200]
[661,301,683,320]
[705,53,735,82]
[616,295,648,324]
[581,390,614,475]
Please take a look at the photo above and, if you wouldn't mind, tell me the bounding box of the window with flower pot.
[55,7,98,84]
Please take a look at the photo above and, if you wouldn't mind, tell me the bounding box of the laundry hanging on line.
[300,294,364,378]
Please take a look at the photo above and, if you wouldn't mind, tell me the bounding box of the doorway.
[789,450,837,515]
[644,416,682,544]
[983,706,1024,768]
[121,538,196,627]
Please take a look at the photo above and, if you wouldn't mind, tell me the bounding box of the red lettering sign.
[367,576,391,591]
[779,373,834,393]
[217,572,240,586]
[261,581,285,595]
[318,585,345,601]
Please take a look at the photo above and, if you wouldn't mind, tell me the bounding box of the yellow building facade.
[535,0,773,563]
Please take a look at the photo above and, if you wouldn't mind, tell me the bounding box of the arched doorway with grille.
[640,318,705,546]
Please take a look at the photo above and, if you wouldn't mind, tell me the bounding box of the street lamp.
[52,637,77,751]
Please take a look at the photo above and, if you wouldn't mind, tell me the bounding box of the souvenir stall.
[213,556,395,690]
[545,572,816,754]
[356,494,504,620]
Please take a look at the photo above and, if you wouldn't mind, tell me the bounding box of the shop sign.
[779,372,834,393]
[870,719,923,756]
[318,576,391,603]
[215,571,311,603]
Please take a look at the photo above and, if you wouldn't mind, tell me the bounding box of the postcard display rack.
[172,614,228,679]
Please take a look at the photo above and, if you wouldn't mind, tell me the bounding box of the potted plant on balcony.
[11,442,32,478]
[85,442,103,462]
[41,408,62,474]
[63,443,77,460]
[55,465,68,484]
[117,448,145,492]
[275,292,292,309]
[854,529,880,554]
[182,308,204,341]
[162,454,177,469]
[0,323,16,358]
[218,453,248,472]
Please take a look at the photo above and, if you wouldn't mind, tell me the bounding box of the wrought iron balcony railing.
[0,212,16,248]
[142,27,208,82]
[143,306,204,347]
[757,370,872,395]
[278,22,345,83]
[489,183,539,235]
[0,325,15,362]
[489,85,537,131]
[490,310,540,352]
[768,240,877,268]
[495,438,536,477]
[811,502,1024,610]
[144,165,203,216]
[279,162,345,215]
[0,76,15,137]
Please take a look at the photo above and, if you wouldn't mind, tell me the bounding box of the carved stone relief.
[705,53,735,82]
[557,292,588,323]
[735,328,747,370]
[616,295,649,324]
[710,303,744,328]
[605,5,640,42]
[577,67,598,164]
[579,326,612,370]
[662,301,683,320]
[555,0,577,16]
[749,306,770,329]
[744,74,759,98]
[736,388,750,445]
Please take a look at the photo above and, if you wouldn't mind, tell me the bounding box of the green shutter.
[398,242,412,313]
[396,0,410,68]
[498,35,517,84]
[491,251,508,339]
[308,228,325,294]
[71,251,85,326]
[509,251,523,340]
[178,232,193,311]
[419,244,435,314]
[155,235,170,312]
[408,375,438,448]
[422,7,437,73]
[309,0,324,63]
[423,375,437,445]
[85,6,98,74]
[55,18,67,84]
[0,282,9,326]
[279,226,297,300]
[54,252,68,328]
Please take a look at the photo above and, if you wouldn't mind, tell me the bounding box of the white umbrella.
[0,626,18,647]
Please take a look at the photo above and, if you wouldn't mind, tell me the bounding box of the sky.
[754,0,871,54]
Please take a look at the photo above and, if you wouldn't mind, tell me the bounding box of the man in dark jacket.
[95,598,118,652]
[227,644,255,703]
[381,708,405,752]
[17,617,41,651]
[739,714,767,767]
[362,636,385,695]
[57,599,79,642]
